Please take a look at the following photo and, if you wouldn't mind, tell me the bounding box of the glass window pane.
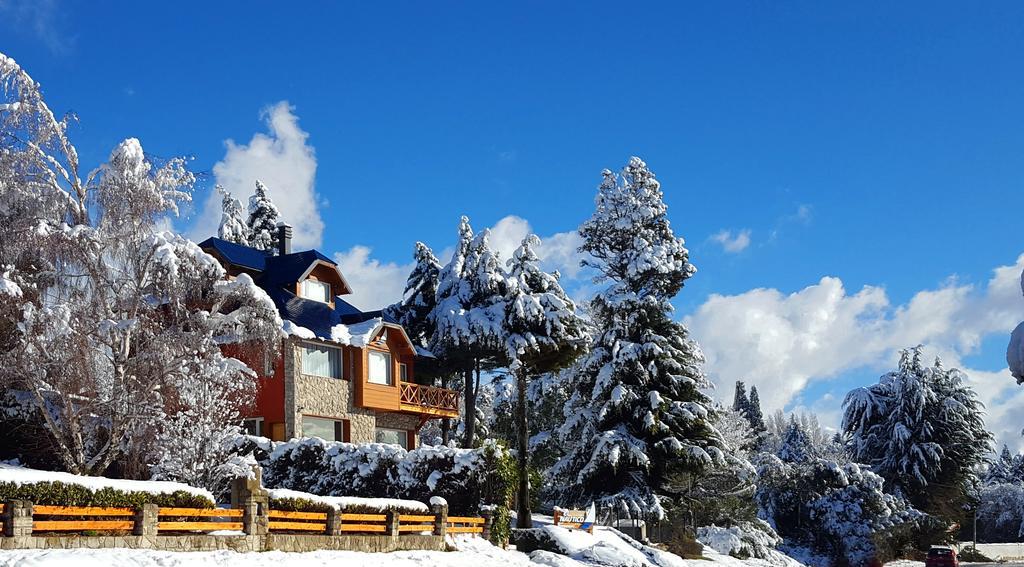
[368,351,391,385]
[301,280,330,302]
[302,416,340,441]
[302,344,340,378]
[375,428,407,448]
[399,363,408,382]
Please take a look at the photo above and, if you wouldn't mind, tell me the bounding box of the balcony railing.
[399,382,459,417]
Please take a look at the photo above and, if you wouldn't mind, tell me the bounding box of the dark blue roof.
[200,236,405,344]
[199,237,271,271]
[258,250,335,289]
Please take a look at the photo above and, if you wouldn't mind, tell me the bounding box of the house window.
[300,279,331,303]
[301,343,342,378]
[242,418,263,437]
[368,351,392,385]
[375,428,408,449]
[302,416,346,442]
[399,363,408,382]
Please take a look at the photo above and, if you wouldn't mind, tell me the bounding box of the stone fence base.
[0,533,446,553]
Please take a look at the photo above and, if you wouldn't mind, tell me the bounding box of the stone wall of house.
[376,413,422,448]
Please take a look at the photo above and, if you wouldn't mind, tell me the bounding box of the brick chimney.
[277,222,292,256]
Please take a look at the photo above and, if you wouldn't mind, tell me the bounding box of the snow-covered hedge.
[0,464,214,508]
[267,487,429,514]
[232,436,513,517]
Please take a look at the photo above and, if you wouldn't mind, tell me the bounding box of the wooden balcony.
[399,382,459,418]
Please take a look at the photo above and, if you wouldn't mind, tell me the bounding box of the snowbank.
[0,463,214,504]
[0,533,800,566]
[267,487,428,513]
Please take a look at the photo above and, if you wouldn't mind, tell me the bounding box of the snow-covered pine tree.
[504,234,588,527]
[987,445,1017,485]
[217,185,249,245]
[247,180,281,252]
[748,386,766,431]
[843,346,993,521]
[385,242,441,348]
[777,416,813,464]
[550,157,723,520]
[432,216,509,448]
[1009,267,1024,384]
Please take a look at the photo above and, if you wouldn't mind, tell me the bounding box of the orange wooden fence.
[1,502,486,538]
[268,509,327,533]
[156,507,243,532]
[447,515,485,534]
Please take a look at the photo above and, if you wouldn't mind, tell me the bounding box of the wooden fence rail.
[1,499,490,540]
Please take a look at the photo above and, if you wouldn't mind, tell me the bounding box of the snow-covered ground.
[0,463,214,503]
[0,530,801,567]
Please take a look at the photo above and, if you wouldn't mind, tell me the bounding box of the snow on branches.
[0,51,281,479]
[550,157,723,520]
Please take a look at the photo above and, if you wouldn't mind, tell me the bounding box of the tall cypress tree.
[551,157,723,519]
[732,381,750,415]
[748,386,766,431]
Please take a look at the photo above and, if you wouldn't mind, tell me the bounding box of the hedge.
[0,480,214,509]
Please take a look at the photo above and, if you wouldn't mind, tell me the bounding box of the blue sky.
[3,1,1023,449]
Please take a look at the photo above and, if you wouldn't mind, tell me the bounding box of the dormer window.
[301,279,331,303]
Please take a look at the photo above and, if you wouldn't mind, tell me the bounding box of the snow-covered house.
[199,226,458,448]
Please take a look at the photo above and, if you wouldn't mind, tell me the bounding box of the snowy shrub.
[232,436,515,518]
[756,453,921,566]
[977,482,1024,542]
[0,481,213,508]
[697,519,781,560]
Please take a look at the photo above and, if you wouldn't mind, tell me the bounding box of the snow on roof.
[267,487,428,513]
[0,463,214,504]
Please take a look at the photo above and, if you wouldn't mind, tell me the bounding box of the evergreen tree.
[247,180,281,252]
[504,234,588,527]
[843,346,993,522]
[733,381,751,415]
[777,416,812,464]
[748,386,766,431]
[987,445,1024,486]
[385,242,441,348]
[216,185,249,245]
[432,216,509,448]
[551,157,723,519]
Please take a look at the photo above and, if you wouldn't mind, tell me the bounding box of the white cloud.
[686,254,1024,451]
[333,246,412,312]
[476,215,586,280]
[710,229,752,253]
[189,101,322,249]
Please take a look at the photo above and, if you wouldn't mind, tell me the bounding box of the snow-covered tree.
[986,445,1024,486]
[504,234,588,527]
[843,346,993,521]
[550,157,723,520]
[976,482,1024,542]
[1009,267,1024,384]
[385,242,441,348]
[756,453,921,565]
[216,185,249,245]
[432,217,509,448]
[247,180,281,252]
[747,386,765,432]
[733,381,751,415]
[0,53,281,476]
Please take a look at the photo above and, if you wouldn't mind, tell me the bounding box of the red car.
[925,546,958,567]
